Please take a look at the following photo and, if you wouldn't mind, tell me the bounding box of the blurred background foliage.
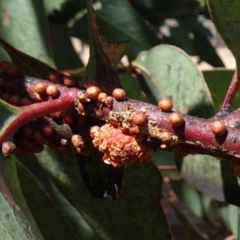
[0,0,239,239]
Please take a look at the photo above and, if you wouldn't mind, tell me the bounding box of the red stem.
[0,90,78,145]
[221,70,239,111]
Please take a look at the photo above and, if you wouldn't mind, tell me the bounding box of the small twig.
[0,87,79,145]
[221,70,239,111]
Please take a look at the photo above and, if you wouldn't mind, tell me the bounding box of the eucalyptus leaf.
[36,147,172,239]
[0,154,44,239]
[84,0,121,93]
[17,161,78,240]
[0,98,44,239]
[0,37,57,79]
[133,44,214,116]
[96,0,160,60]
[119,74,145,101]
[164,197,208,240]
[203,69,236,111]
[49,23,84,70]
[207,0,240,69]
[0,0,54,66]
[170,179,207,219]
[77,151,124,199]
[18,153,98,240]
[218,203,240,239]
[192,29,224,67]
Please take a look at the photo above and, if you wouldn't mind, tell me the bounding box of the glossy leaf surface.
[0,0,54,66]
[133,44,214,116]
[35,147,171,240]
[207,0,240,68]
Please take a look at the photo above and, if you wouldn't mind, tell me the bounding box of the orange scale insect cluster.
[91,124,151,167]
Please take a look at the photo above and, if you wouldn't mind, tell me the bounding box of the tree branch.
[1,73,240,164]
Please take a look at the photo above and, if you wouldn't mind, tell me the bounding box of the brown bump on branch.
[0,61,12,71]
[129,126,139,135]
[8,95,20,106]
[49,72,62,84]
[6,65,21,78]
[210,120,227,136]
[63,114,75,124]
[112,88,126,101]
[34,82,48,95]
[105,96,113,107]
[63,76,77,87]
[32,131,46,145]
[97,92,107,103]
[0,61,20,78]
[46,84,59,98]
[158,99,173,112]
[1,92,11,102]
[41,125,54,136]
[86,86,101,100]
[132,112,147,126]
[23,127,33,139]
[168,112,184,127]
[2,141,16,157]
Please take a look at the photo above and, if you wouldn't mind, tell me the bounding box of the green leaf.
[192,28,224,67]
[49,23,84,70]
[0,37,57,79]
[206,0,240,68]
[132,44,214,117]
[176,155,240,206]
[170,177,218,225]
[18,153,98,240]
[0,99,44,239]
[163,195,209,240]
[203,69,236,111]
[96,0,160,60]
[84,0,122,93]
[171,179,207,219]
[162,26,196,56]
[43,0,69,14]
[36,147,172,239]
[77,151,124,199]
[0,0,54,66]
[17,161,78,240]
[119,74,145,101]
[218,203,240,239]
[0,156,43,239]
